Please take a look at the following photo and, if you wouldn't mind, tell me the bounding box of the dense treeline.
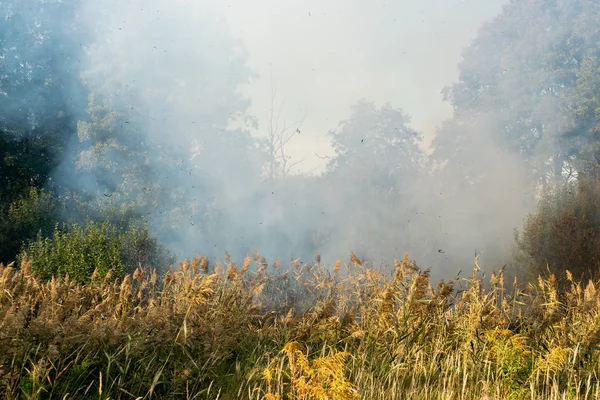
[3,0,600,284]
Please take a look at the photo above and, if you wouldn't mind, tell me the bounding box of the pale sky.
[209,0,507,173]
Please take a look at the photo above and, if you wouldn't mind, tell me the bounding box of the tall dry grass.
[1,252,600,399]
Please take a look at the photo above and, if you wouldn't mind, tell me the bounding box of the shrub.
[0,187,60,264]
[515,176,600,284]
[20,220,172,282]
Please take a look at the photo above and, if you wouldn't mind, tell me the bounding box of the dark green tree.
[435,0,600,189]
[516,175,600,285]
[0,0,89,262]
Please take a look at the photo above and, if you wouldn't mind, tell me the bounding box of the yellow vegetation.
[1,253,600,398]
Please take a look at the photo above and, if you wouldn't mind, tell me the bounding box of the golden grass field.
[1,253,600,399]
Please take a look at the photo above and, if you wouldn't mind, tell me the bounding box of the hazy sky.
[207,0,507,173]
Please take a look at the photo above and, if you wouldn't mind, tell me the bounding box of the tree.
[431,0,600,280]
[323,100,425,261]
[0,0,89,263]
[516,175,600,285]
[0,0,87,203]
[73,0,264,259]
[327,100,422,190]
[262,80,306,180]
[436,0,600,190]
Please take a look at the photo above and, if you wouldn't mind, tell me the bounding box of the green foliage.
[0,133,61,207]
[0,187,61,263]
[21,220,172,282]
[0,0,88,203]
[516,176,600,283]
[0,0,91,264]
[435,0,600,189]
[484,329,533,391]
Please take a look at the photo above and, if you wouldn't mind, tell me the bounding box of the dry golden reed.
[2,253,600,399]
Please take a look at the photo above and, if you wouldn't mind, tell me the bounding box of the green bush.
[20,220,172,282]
[0,187,60,264]
[515,176,600,284]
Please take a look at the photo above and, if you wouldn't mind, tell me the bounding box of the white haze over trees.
[6,0,600,280]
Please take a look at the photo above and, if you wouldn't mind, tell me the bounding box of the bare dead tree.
[265,78,306,180]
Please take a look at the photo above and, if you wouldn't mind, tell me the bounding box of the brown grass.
[1,253,600,399]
